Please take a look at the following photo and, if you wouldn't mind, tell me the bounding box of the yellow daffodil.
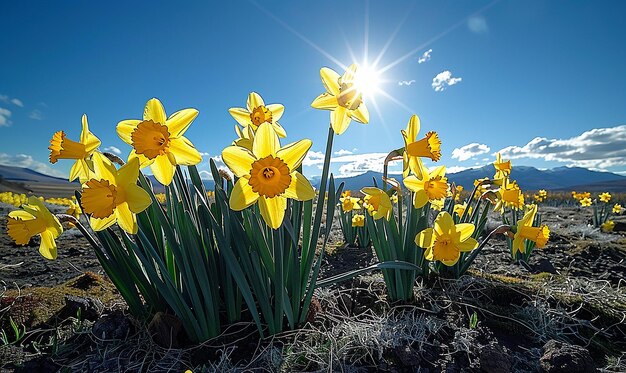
[403,165,448,209]
[391,194,399,204]
[599,192,611,203]
[454,202,472,217]
[401,115,441,178]
[65,200,82,228]
[7,196,63,260]
[341,190,351,198]
[613,204,623,214]
[233,124,255,150]
[493,153,511,180]
[311,64,369,135]
[117,98,202,186]
[49,114,101,182]
[80,152,152,234]
[601,220,615,232]
[340,195,361,212]
[511,204,550,255]
[228,92,287,138]
[580,197,592,207]
[221,123,315,229]
[415,211,478,266]
[454,185,463,202]
[352,214,365,227]
[361,187,393,220]
[538,189,547,199]
[494,180,525,213]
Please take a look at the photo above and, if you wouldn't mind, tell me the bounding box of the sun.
[353,63,382,99]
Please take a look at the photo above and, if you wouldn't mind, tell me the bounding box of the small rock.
[92,311,133,340]
[540,340,595,373]
[532,258,557,274]
[64,295,104,321]
[479,342,512,373]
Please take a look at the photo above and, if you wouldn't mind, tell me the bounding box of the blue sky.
[2,1,626,180]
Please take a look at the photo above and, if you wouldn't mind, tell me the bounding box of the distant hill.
[316,166,626,192]
[146,175,215,194]
[0,165,78,198]
[0,165,72,184]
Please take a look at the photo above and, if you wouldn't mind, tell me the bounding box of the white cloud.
[447,166,477,174]
[334,149,353,156]
[418,49,433,64]
[104,146,122,155]
[398,80,416,86]
[468,15,488,34]
[197,155,229,180]
[497,125,626,171]
[0,108,11,126]
[10,98,23,107]
[0,95,24,107]
[432,71,462,92]
[305,151,402,178]
[0,153,65,178]
[451,143,490,161]
[303,151,325,167]
[29,109,44,120]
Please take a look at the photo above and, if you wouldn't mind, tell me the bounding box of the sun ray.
[372,1,416,69]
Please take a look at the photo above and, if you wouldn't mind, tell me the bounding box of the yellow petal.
[311,93,338,110]
[247,92,265,111]
[430,166,446,178]
[457,237,478,252]
[166,108,198,138]
[349,104,369,124]
[90,214,116,231]
[252,122,279,158]
[39,230,57,260]
[169,137,202,165]
[128,149,154,169]
[403,175,424,192]
[283,171,315,201]
[342,64,358,83]
[361,187,382,196]
[151,154,175,185]
[271,122,287,138]
[125,184,152,213]
[115,202,137,234]
[276,139,312,171]
[258,195,286,229]
[415,227,434,248]
[406,115,420,142]
[320,67,341,95]
[267,104,284,122]
[456,223,475,241]
[434,212,454,236]
[222,146,255,178]
[117,157,140,187]
[117,119,141,144]
[413,190,428,209]
[8,210,35,220]
[144,98,167,124]
[80,114,101,153]
[331,107,351,135]
[91,152,117,184]
[69,160,85,182]
[229,107,252,126]
[230,178,259,211]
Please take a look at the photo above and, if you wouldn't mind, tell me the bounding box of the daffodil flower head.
[493,153,512,180]
[340,195,361,212]
[80,152,152,234]
[401,115,442,178]
[415,211,478,266]
[221,123,315,229]
[613,204,623,214]
[229,92,287,138]
[454,202,472,217]
[494,179,525,213]
[117,98,202,186]
[511,204,550,255]
[580,197,592,207]
[361,187,393,220]
[311,64,370,135]
[352,214,365,227]
[49,114,101,182]
[403,165,448,209]
[601,220,615,232]
[599,192,611,203]
[7,196,63,260]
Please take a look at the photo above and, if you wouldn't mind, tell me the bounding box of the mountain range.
[1,164,625,197]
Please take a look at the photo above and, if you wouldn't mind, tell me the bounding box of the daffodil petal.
[267,104,284,122]
[342,64,357,82]
[128,149,154,169]
[283,171,315,201]
[91,152,117,184]
[222,146,255,178]
[276,139,312,171]
[331,107,351,135]
[125,184,152,213]
[144,98,167,124]
[247,92,265,112]
[457,237,478,252]
[39,230,57,260]
[349,104,369,124]
[430,166,446,178]
[151,154,175,186]
[169,137,202,165]
[69,160,85,182]
[117,157,140,187]
[311,93,338,110]
[80,114,101,153]
[252,123,279,158]
[229,107,252,127]
[258,195,286,229]
[434,212,454,236]
[166,108,198,138]
[230,178,259,211]
[320,67,341,95]
[456,223,475,241]
[271,122,287,138]
[406,115,420,142]
[115,202,137,234]
[8,210,34,220]
[403,175,424,192]
[415,227,434,249]
[117,119,141,144]
[90,214,116,231]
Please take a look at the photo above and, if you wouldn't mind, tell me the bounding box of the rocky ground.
[0,202,625,372]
